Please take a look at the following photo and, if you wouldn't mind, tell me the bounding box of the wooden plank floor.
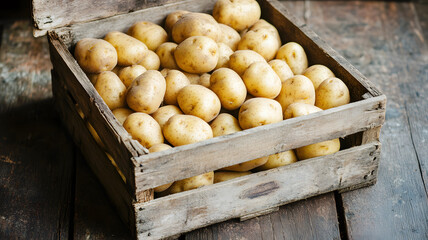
[0,1,427,239]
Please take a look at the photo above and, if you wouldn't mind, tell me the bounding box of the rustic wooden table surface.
[1,1,427,239]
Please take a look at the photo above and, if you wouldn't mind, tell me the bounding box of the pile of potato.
[73,0,350,196]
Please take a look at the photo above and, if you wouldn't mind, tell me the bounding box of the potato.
[163,114,213,146]
[156,42,179,69]
[151,105,183,130]
[112,108,134,125]
[210,68,247,110]
[276,42,308,75]
[255,150,298,171]
[165,10,190,36]
[171,12,220,43]
[127,21,168,51]
[87,122,105,149]
[242,61,281,99]
[148,143,174,192]
[303,64,335,90]
[163,69,191,105]
[228,50,266,76]
[104,31,148,66]
[210,113,242,137]
[118,65,147,88]
[238,27,281,61]
[214,171,251,183]
[183,72,201,84]
[222,156,268,172]
[138,50,160,70]
[296,138,340,160]
[268,59,294,83]
[218,23,241,51]
[315,77,350,110]
[198,73,211,88]
[74,38,117,73]
[215,43,234,70]
[249,19,281,41]
[275,75,315,111]
[126,70,166,114]
[213,0,261,31]
[94,71,126,110]
[111,65,123,75]
[284,103,322,119]
[123,112,164,148]
[168,172,214,194]
[177,85,221,122]
[238,98,283,130]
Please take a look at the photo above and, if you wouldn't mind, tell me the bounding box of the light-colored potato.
[165,10,190,36]
[123,112,164,148]
[303,64,335,90]
[118,65,147,88]
[126,70,166,114]
[74,38,117,73]
[94,71,126,110]
[148,143,174,192]
[156,42,179,69]
[315,77,351,110]
[215,42,234,70]
[168,172,214,194]
[112,108,134,125]
[242,61,281,99]
[296,139,340,160]
[249,19,281,41]
[198,73,211,88]
[284,102,322,120]
[222,156,268,172]
[163,114,213,146]
[218,23,241,51]
[214,171,251,183]
[228,50,266,76]
[160,68,170,77]
[177,84,221,122]
[213,0,261,31]
[138,50,160,70]
[276,42,308,75]
[164,69,190,105]
[210,113,242,137]
[183,72,200,84]
[256,150,298,171]
[111,65,123,75]
[238,27,281,61]
[104,31,148,66]
[238,98,283,130]
[174,36,219,74]
[269,59,294,83]
[151,105,183,130]
[275,75,315,111]
[128,21,168,51]
[171,12,220,43]
[210,68,247,110]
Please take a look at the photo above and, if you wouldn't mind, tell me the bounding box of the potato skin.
[222,156,268,171]
[127,21,168,51]
[123,112,164,148]
[210,113,242,137]
[242,61,281,99]
[94,71,126,110]
[74,38,117,73]
[256,150,298,171]
[163,114,213,146]
[171,12,220,43]
[112,108,134,125]
[238,27,281,61]
[138,50,160,70]
[276,42,308,75]
[148,143,174,192]
[238,98,283,130]
[275,75,315,112]
[228,50,266,76]
[296,139,340,160]
[315,77,350,110]
[218,23,241,51]
[104,31,148,66]
[214,171,251,183]
[164,69,190,105]
[165,10,190,36]
[210,68,247,110]
[284,102,322,120]
[269,59,294,83]
[118,65,147,88]
[303,64,335,90]
[126,70,166,114]
[156,42,179,69]
[213,0,261,31]
[177,85,221,122]
[215,43,234,70]
[168,172,214,194]
[151,105,183,130]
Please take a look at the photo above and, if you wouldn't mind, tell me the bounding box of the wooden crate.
[34,0,386,239]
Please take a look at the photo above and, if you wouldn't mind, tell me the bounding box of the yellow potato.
[210,68,247,110]
[183,72,201,84]
[268,59,294,83]
[168,172,214,194]
[128,21,168,51]
[198,73,211,88]
[163,114,213,146]
[156,42,179,69]
[276,42,308,75]
[249,19,281,42]
[104,31,148,66]
[296,139,340,160]
[138,50,160,70]
[171,12,220,43]
[151,105,183,130]
[242,61,281,99]
[256,150,298,171]
[164,10,190,36]
[148,143,174,192]
[94,71,126,110]
[111,65,123,75]
[175,36,219,74]
[112,108,134,125]
[228,50,266,76]
[275,75,315,111]
[210,113,242,137]
[238,27,281,61]
[303,64,335,90]
[214,171,251,183]
[126,70,166,114]
[218,23,241,51]
[87,122,105,149]
[284,102,322,120]
[164,69,190,105]
[177,85,221,122]
[315,77,351,110]
[118,65,147,88]
[74,38,117,73]
[123,112,164,148]
[222,156,268,172]
[213,0,261,31]
[215,42,234,70]
[238,98,283,130]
